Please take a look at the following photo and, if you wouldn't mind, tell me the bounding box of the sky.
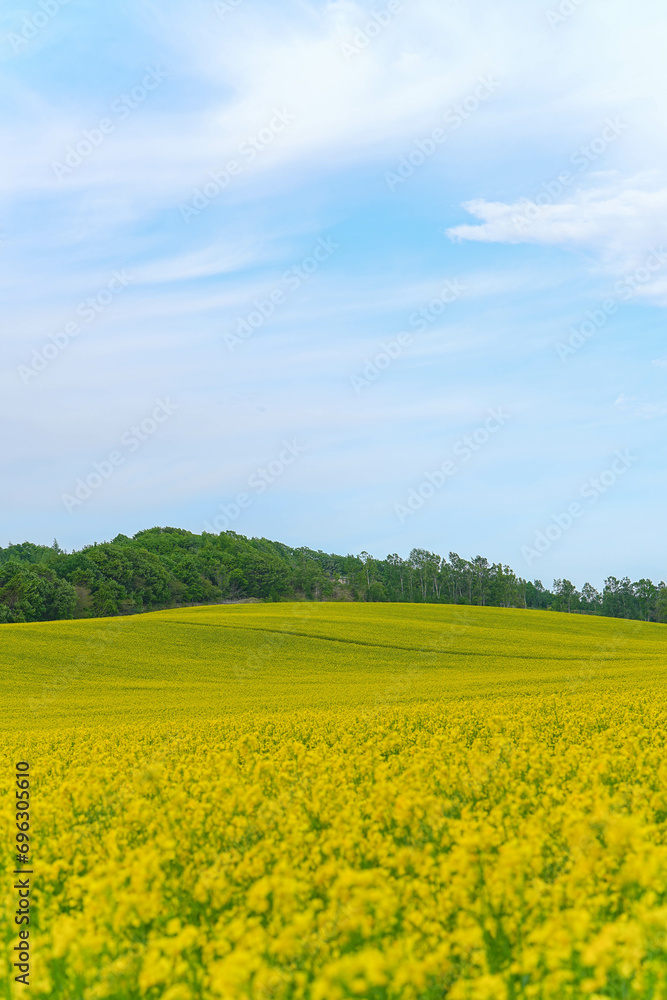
[2,0,666,589]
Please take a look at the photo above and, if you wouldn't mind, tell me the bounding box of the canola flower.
[1,604,667,998]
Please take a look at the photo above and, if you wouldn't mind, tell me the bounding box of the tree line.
[0,526,665,624]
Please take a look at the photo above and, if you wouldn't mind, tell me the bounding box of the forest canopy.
[0,527,665,624]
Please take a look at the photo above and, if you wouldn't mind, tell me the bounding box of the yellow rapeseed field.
[2,603,667,999]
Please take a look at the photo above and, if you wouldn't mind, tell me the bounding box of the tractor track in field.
[152,618,580,660]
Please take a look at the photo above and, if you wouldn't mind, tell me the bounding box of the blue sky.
[2,0,666,588]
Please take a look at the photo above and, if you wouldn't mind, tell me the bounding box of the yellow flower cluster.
[2,692,667,999]
[2,603,667,998]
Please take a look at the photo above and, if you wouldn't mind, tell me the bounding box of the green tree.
[553,579,579,613]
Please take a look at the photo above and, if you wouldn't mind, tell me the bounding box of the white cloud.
[448,178,667,254]
[134,244,263,285]
[447,177,667,300]
[0,0,582,209]
[2,0,667,219]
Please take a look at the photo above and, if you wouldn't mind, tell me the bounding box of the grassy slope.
[2,602,666,732]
